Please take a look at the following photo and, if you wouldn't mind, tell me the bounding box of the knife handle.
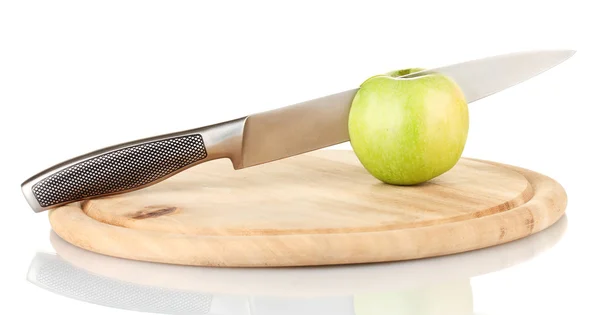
[21,117,247,213]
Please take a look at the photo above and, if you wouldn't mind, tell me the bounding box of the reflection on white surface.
[27,216,567,315]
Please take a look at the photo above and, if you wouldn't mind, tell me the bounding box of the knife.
[21,50,575,213]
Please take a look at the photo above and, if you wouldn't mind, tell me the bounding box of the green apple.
[348,68,469,185]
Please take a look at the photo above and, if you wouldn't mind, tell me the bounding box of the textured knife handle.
[22,118,246,212]
[33,135,207,208]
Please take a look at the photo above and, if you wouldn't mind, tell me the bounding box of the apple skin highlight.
[348,68,469,185]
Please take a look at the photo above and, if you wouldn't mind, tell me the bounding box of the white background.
[0,0,597,314]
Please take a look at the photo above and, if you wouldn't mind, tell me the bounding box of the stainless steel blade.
[403,50,576,103]
[240,89,357,168]
[239,50,575,168]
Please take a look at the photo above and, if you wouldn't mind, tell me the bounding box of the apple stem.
[385,68,426,78]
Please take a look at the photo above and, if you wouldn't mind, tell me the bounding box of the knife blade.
[21,50,575,213]
[240,49,575,168]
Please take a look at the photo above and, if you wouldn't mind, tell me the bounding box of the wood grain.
[48,150,567,267]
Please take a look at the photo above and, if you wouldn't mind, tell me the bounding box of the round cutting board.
[49,150,567,267]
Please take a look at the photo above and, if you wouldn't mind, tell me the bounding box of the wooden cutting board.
[49,150,567,267]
